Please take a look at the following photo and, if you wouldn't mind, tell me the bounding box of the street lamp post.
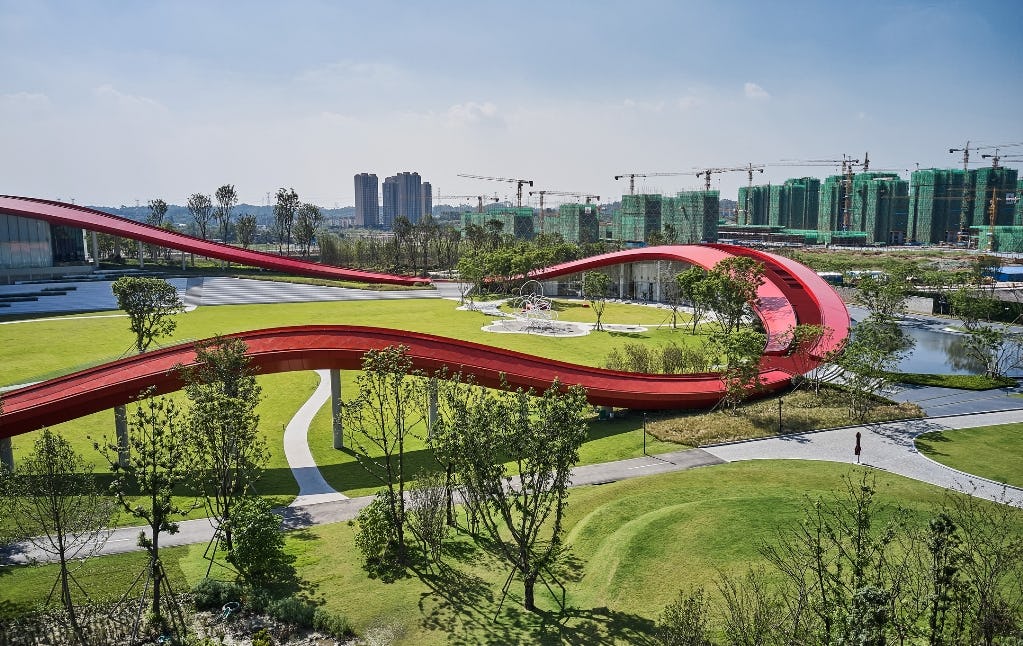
[778,398,783,433]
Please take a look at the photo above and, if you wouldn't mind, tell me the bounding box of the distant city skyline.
[1,1,1020,208]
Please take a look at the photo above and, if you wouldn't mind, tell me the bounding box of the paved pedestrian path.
[283,369,347,507]
[5,407,1020,565]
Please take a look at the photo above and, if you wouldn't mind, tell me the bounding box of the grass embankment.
[916,422,1023,489]
[4,461,1014,644]
[885,371,1017,390]
[645,388,923,446]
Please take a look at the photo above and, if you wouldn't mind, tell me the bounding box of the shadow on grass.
[409,530,655,645]
[914,430,951,458]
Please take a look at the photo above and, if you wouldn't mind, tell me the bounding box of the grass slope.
[916,422,1023,488]
[4,461,1010,645]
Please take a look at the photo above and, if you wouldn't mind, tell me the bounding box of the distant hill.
[88,204,355,228]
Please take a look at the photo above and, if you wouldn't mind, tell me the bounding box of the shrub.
[313,608,354,639]
[265,596,316,629]
[657,588,712,646]
[226,496,296,587]
[353,490,397,567]
[191,578,245,611]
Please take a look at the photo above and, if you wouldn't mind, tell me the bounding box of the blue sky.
[2,0,1020,208]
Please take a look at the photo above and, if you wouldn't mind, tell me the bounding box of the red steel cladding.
[0,197,850,436]
[0,195,426,286]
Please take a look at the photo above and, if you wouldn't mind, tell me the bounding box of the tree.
[273,187,299,253]
[949,286,1000,331]
[341,346,426,561]
[145,199,169,261]
[181,336,267,552]
[187,193,214,241]
[93,391,198,624]
[855,274,909,320]
[433,379,588,611]
[235,213,258,249]
[961,325,1023,379]
[762,471,908,645]
[708,256,765,334]
[583,271,612,332]
[676,267,713,334]
[5,430,113,643]
[112,276,184,354]
[715,328,767,412]
[783,324,833,395]
[214,184,238,243]
[835,316,912,420]
[225,496,295,587]
[456,250,486,307]
[293,203,323,257]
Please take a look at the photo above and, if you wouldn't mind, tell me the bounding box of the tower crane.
[457,174,534,207]
[437,195,499,214]
[614,172,688,195]
[693,164,765,191]
[772,156,860,230]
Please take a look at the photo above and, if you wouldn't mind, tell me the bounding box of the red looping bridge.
[0,196,849,438]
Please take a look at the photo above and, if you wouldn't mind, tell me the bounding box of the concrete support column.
[655,261,662,302]
[137,241,144,268]
[114,405,129,468]
[618,265,625,299]
[91,231,100,267]
[0,437,13,472]
[181,250,187,270]
[330,369,343,450]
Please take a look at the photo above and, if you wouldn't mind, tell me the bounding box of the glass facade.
[0,213,53,269]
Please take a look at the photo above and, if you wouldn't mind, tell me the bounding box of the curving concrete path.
[4,403,1021,565]
[282,369,346,506]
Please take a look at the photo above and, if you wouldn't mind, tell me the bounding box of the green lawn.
[4,461,1011,645]
[1,298,703,387]
[916,422,1023,488]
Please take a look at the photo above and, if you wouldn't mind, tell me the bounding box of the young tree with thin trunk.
[187,193,214,242]
[214,184,238,243]
[676,266,713,334]
[5,430,113,644]
[145,199,168,261]
[181,336,266,552]
[112,276,184,354]
[273,187,299,253]
[234,213,258,249]
[294,203,323,257]
[583,270,611,331]
[708,256,765,334]
[342,345,426,561]
[715,328,767,412]
[433,379,588,612]
[94,391,198,626]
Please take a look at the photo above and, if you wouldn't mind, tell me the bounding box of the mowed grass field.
[916,422,1023,489]
[3,461,1010,645]
[0,295,686,518]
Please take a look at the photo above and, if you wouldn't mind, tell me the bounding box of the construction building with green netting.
[907,168,968,244]
[970,166,1019,229]
[848,173,909,245]
[461,207,535,240]
[736,185,771,225]
[662,190,719,243]
[616,194,662,243]
[543,203,599,244]
[969,225,1023,253]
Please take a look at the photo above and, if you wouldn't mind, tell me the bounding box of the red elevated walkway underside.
[0,195,424,286]
[0,240,849,438]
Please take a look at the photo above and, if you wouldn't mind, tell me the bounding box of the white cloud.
[445,101,503,127]
[297,60,403,86]
[92,84,166,112]
[622,98,666,112]
[744,82,770,99]
[1,91,51,110]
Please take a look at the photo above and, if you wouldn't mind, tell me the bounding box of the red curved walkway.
[529,244,848,357]
[0,195,424,286]
[0,246,849,437]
